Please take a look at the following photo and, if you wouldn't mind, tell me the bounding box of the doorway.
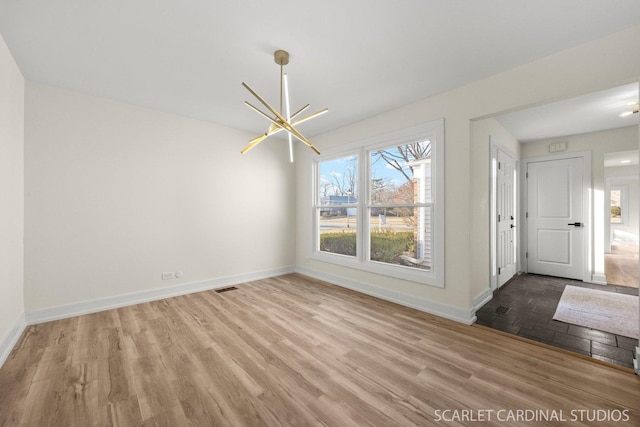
[478,83,639,369]
[604,150,639,288]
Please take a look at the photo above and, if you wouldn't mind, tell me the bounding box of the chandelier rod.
[241,49,324,157]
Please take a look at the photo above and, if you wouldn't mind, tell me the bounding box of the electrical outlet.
[161,272,175,280]
[175,270,183,278]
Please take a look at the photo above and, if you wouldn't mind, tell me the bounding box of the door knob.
[568,222,582,227]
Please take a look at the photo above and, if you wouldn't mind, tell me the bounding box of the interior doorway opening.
[477,83,639,370]
[604,150,639,288]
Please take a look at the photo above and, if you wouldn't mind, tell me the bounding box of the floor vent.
[495,306,511,315]
[215,286,238,293]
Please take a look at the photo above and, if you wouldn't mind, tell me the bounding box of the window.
[369,141,432,270]
[610,186,625,224]
[313,120,445,287]
[317,154,358,257]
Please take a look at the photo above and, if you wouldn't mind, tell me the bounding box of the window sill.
[310,250,444,288]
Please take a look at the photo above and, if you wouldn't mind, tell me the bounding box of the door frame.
[489,137,519,290]
[522,151,594,283]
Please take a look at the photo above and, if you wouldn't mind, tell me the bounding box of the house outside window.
[368,144,432,270]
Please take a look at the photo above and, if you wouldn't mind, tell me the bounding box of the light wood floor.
[1,274,639,426]
[605,244,639,288]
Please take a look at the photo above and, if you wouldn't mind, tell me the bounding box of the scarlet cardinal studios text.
[433,409,630,423]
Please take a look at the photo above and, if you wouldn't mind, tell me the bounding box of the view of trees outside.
[319,155,358,203]
[318,140,433,270]
[318,155,359,254]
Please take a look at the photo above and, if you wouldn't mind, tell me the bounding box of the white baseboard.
[25,266,296,325]
[473,288,493,310]
[590,274,608,286]
[296,266,476,325]
[0,312,26,369]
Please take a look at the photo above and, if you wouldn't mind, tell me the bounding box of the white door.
[527,157,584,280]
[497,150,516,287]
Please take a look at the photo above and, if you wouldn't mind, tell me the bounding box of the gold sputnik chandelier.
[241,50,327,161]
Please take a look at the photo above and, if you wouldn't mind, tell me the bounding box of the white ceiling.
[496,83,639,142]
[1,1,640,138]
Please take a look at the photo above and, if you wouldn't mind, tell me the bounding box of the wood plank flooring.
[1,273,639,426]
[605,244,639,288]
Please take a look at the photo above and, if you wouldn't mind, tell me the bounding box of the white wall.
[296,25,640,323]
[0,35,25,364]
[520,126,639,282]
[605,164,638,178]
[24,82,295,314]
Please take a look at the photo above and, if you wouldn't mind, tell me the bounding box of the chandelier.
[241,50,328,161]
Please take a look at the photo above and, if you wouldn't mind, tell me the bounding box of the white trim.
[522,151,593,283]
[296,266,476,325]
[590,273,608,286]
[473,288,493,311]
[490,141,498,290]
[0,312,26,369]
[25,266,295,325]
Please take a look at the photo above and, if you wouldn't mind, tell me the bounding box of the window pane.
[369,206,431,270]
[319,211,357,256]
[370,140,432,205]
[318,155,358,203]
[610,188,622,223]
[318,154,358,257]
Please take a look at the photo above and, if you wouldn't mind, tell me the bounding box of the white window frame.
[609,185,627,225]
[312,119,445,287]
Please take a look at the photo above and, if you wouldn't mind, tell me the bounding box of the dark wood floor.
[2,274,640,426]
[476,274,639,368]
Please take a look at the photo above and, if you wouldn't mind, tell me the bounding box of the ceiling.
[496,83,639,143]
[2,1,640,138]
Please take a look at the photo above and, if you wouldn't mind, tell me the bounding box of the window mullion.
[359,146,368,263]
